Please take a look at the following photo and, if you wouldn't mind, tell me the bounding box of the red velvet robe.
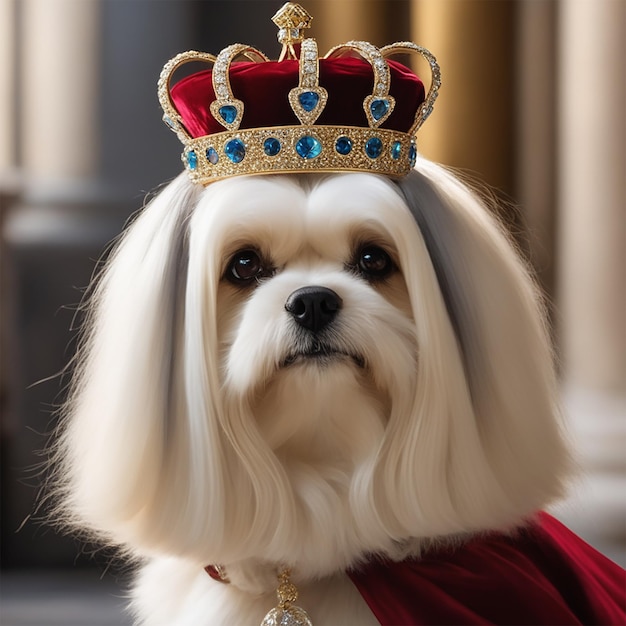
[348,513,625,625]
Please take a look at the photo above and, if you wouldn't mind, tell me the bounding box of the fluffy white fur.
[56,162,570,624]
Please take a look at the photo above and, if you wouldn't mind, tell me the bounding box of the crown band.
[159,3,439,185]
[183,125,417,183]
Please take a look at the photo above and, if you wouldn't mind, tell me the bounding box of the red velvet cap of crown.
[171,57,426,139]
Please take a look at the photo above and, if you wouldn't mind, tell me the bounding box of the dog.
[54,162,604,624]
[53,3,625,623]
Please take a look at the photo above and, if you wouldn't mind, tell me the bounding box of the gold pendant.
[260,568,313,626]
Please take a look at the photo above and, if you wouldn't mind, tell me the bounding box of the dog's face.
[212,175,415,465]
[60,167,569,580]
[168,174,424,573]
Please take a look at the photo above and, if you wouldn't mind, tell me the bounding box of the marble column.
[20,0,100,192]
[554,0,625,565]
[0,0,16,176]
[558,0,626,392]
[2,0,107,568]
[1,0,190,567]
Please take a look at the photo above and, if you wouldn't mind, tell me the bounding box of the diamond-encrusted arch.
[380,42,441,135]
[158,50,218,143]
[209,44,270,131]
[288,39,328,125]
[325,40,395,129]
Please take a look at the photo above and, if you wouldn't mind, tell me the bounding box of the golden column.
[308,0,401,51]
[410,0,517,197]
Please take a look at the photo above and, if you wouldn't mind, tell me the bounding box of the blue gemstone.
[335,136,353,155]
[206,147,219,164]
[219,105,238,125]
[365,137,383,159]
[263,137,281,156]
[187,150,197,170]
[224,138,246,163]
[295,135,322,159]
[370,99,390,121]
[298,91,320,112]
[391,141,402,160]
[409,142,417,167]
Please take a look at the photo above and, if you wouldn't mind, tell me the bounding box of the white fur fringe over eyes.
[53,163,570,623]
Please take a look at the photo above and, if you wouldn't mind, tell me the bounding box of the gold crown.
[158,3,441,185]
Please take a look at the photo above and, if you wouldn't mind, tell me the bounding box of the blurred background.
[1,0,624,624]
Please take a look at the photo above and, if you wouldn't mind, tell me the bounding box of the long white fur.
[56,162,570,624]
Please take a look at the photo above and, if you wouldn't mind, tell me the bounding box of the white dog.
[54,163,582,624]
[51,5,626,621]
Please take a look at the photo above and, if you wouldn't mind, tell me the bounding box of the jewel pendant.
[260,569,313,626]
[261,605,313,626]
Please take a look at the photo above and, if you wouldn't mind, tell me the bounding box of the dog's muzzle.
[282,286,365,368]
[285,286,342,334]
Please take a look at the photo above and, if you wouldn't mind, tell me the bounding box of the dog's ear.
[378,164,571,537]
[57,174,290,558]
[56,173,205,544]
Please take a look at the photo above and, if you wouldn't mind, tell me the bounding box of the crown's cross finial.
[272,2,313,61]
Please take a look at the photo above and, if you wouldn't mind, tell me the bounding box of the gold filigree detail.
[273,3,313,60]
[260,569,313,626]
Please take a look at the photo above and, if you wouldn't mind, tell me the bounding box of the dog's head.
[58,164,569,577]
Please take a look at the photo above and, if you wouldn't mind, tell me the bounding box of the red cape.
[348,513,625,625]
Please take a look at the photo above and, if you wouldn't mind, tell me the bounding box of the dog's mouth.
[281,341,365,369]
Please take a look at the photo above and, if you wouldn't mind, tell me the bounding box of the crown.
[158,2,441,185]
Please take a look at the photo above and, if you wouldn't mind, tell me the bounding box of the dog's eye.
[355,245,395,280]
[225,249,268,285]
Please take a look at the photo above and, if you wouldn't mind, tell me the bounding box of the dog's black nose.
[285,286,343,333]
